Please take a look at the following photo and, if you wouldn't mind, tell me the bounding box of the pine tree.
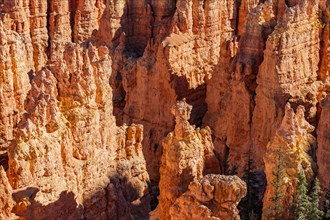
[323,185,330,219]
[295,171,311,220]
[224,158,238,175]
[239,148,262,220]
[244,148,255,216]
[307,178,324,219]
[229,164,238,175]
[223,146,238,175]
[268,147,284,220]
[325,199,330,219]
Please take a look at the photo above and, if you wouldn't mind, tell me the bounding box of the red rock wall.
[0,0,329,219]
[317,95,330,191]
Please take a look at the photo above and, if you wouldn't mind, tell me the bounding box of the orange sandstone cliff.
[0,0,329,219]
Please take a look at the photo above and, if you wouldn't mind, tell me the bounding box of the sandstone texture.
[151,100,244,220]
[170,174,247,220]
[5,44,149,219]
[262,103,316,219]
[0,0,329,219]
[151,100,220,220]
[0,166,15,219]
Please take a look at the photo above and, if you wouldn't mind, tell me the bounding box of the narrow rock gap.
[223,145,230,175]
[235,0,242,35]
[317,8,329,82]
[69,0,77,43]
[46,0,51,58]
[147,0,155,39]
[0,152,8,171]
[111,70,126,126]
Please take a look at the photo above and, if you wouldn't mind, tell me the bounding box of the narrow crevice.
[46,0,51,58]
[317,7,329,82]
[0,152,8,171]
[148,0,156,40]
[235,0,242,36]
[223,145,230,175]
[111,70,126,126]
[69,0,77,43]
[149,183,159,211]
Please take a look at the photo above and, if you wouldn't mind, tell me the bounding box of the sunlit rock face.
[151,100,244,220]
[0,0,329,219]
[169,174,247,220]
[262,103,316,219]
[3,43,150,219]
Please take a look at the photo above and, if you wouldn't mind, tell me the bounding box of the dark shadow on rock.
[238,170,266,220]
[106,174,150,220]
[170,74,208,127]
[0,151,8,171]
[12,189,83,220]
[11,172,150,220]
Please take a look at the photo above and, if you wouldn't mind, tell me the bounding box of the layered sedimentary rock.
[48,0,72,60]
[115,0,238,182]
[0,0,330,219]
[107,123,150,220]
[237,0,260,35]
[74,0,106,43]
[262,103,316,219]
[205,0,330,175]
[319,2,330,82]
[29,0,48,70]
[204,1,275,172]
[0,22,31,150]
[0,0,35,70]
[170,174,247,220]
[0,0,48,71]
[162,0,237,89]
[4,43,150,219]
[251,0,324,166]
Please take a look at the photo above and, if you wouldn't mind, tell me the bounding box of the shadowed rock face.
[317,94,330,194]
[0,0,329,219]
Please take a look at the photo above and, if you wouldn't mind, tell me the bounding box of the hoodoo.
[0,0,329,219]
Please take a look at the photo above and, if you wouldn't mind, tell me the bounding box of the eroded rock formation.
[262,103,316,219]
[114,0,239,182]
[251,0,323,168]
[0,22,31,150]
[170,174,247,220]
[2,40,150,219]
[0,0,329,219]
[151,100,245,220]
